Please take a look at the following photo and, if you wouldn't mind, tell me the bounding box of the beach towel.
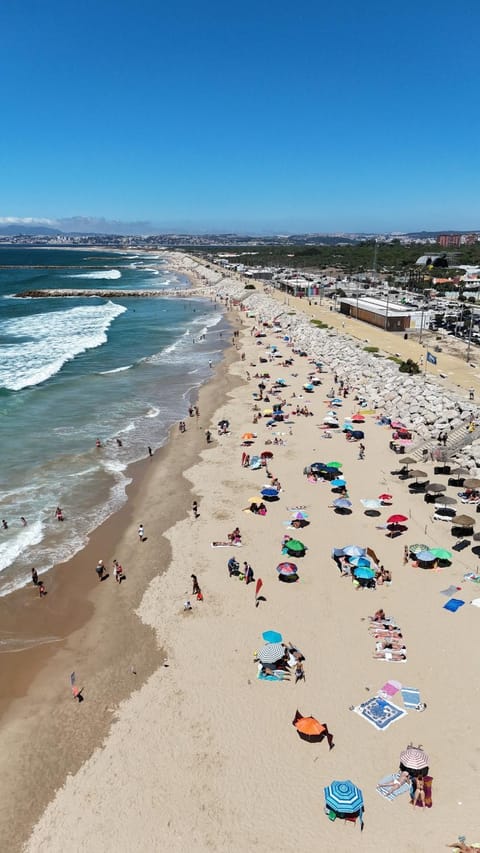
[444,598,465,613]
[376,772,411,801]
[440,585,461,597]
[211,541,242,548]
[414,775,433,808]
[379,680,402,698]
[401,687,421,709]
[257,667,286,682]
[354,696,407,731]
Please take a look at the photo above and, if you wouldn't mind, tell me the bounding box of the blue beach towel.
[444,598,465,613]
[401,687,421,709]
[376,772,411,801]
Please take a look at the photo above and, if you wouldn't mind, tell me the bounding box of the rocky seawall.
[14,288,199,299]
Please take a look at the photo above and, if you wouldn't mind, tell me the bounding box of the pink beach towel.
[379,679,402,698]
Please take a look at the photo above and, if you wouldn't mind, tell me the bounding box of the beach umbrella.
[378,493,393,502]
[285,539,307,555]
[351,414,365,423]
[451,467,469,476]
[332,398,343,405]
[262,630,283,643]
[351,430,365,439]
[275,378,287,386]
[426,483,446,493]
[409,543,428,554]
[263,408,273,416]
[333,498,352,510]
[343,423,354,431]
[258,643,285,665]
[342,545,365,557]
[248,495,262,503]
[327,461,343,469]
[391,420,406,429]
[409,470,428,480]
[360,498,381,510]
[292,711,334,746]
[292,511,309,520]
[218,419,229,428]
[399,746,429,775]
[324,417,339,426]
[349,556,371,568]
[311,461,327,471]
[353,565,375,580]
[261,487,279,500]
[242,432,255,441]
[387,514,408,524]
[401,457,417,465]
[416,550,437,562]
[261,450,273,459]
[435,495,457,506]
[332,478,347,487]
[276,561,298,575]
[452,514,475,527]
[464,478,480,489]
[324,780,364,815]
[430,547,452,561]
[303,383,314,392]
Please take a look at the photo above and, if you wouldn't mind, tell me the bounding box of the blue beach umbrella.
[343,423,354,431]
[416,550,437,562]
[261,487,279,496]
[332,478,347,487]
[342,545,365,557]
[304,383,314,392]
[353,565,375,580]
[332,397,343,405]
[324,780,364,816]
[262,630,283,643]
[333,498,352,509]
[349,556,371,568]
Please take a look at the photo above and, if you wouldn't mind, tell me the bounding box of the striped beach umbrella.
[276,562,298,575]
[400,746,429,772]
[409,543,428,554]
[324,780,364,814]
[258,643,285,665]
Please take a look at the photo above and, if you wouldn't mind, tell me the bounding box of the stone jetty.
[15,288,199,299]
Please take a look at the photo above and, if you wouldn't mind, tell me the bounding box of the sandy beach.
[3,262,479,852]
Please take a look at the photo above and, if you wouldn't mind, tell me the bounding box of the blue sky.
[1,0,479,233]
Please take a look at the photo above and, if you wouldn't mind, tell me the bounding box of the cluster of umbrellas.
[409,543,453,566]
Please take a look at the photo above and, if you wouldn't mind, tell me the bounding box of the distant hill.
[0,224,62,236]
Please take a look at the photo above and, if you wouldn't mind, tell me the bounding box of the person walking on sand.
[31,567,38,586]
[148,446,153,458]
[95,559,106,581]
[138,524,145,542]
[191,574,200,595]
[38,581,47,598]
[113,559,123,584]
[192,500,199,519]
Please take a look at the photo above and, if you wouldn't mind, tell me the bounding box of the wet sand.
[0,314,242,852]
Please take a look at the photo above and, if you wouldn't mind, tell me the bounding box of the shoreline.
[0,298,243,851]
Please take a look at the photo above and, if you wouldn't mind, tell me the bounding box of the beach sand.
[19,281,479,852]
[0,312,242,852]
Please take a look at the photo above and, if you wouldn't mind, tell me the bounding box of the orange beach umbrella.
[292,710,334,748]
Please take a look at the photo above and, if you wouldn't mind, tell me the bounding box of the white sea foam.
[0,518,44,574]
[67,269,122,280]
[145,406,160,418]
[0,301,127,391]
[99,364,133,375]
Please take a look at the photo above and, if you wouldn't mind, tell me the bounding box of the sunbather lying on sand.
[378,770,410,790]
[372,650,407,661]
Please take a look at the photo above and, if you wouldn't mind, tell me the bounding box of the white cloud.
[0,216,56,225]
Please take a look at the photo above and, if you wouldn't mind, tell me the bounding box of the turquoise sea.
[0,247,228,595]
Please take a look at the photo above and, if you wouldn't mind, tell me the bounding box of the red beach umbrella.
[387,514,408,524]
[378,493,392,502]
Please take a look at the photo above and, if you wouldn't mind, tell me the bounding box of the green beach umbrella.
[430,547,452,561]
[327,461,342,469]
[285,539,307,554]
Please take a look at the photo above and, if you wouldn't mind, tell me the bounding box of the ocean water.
[0,247,229,595]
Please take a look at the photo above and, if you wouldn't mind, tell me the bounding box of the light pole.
[419,303,425,345]
[466,309,474,362]
[384,283,390,331]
